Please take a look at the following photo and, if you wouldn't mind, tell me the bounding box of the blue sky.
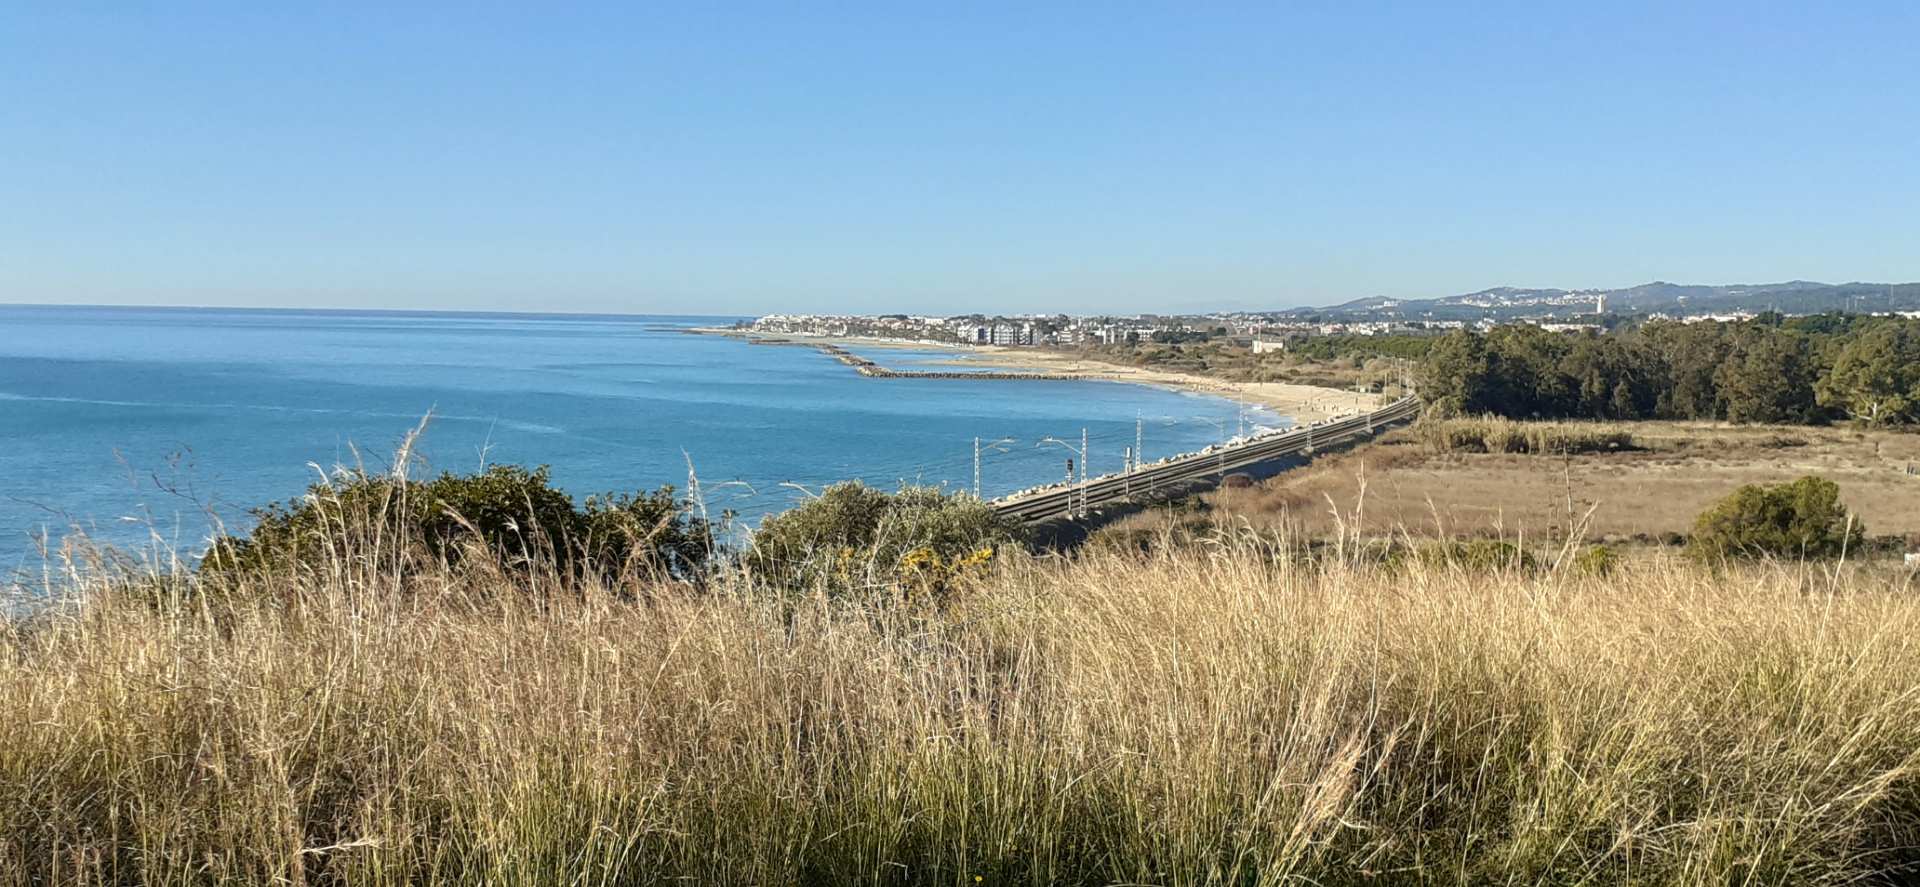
[2,3,1915,315]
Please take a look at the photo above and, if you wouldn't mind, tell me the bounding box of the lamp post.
[1135,413,1144,473]
[1194,415,1230,476]
[973,436,1016,499]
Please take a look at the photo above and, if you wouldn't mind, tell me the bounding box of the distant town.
[738,279,1920,351]
[740,311,1478,349]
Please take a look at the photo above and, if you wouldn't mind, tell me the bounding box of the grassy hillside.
[5,532,1919,884]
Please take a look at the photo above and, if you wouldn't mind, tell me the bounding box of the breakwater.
[804,344,1090,380]
[709,331,1136,382]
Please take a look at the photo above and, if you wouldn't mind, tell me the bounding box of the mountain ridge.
[1291,280,1920,321]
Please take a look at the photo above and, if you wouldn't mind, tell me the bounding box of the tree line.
[1286,333,1436,362]
[1417,314,1920,426]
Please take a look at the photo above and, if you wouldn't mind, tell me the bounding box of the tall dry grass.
[3,534,1919,885]
[1420,416,1636,455]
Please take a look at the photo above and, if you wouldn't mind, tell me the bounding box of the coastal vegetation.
[195,461,1021,606]
[744,481,1020,603]
[1057,313,1920,429]
[1688,475,1868,561]
[1073,335,1421,392]
[1097,419,1920,552]
[1415,416,1635,455]
[5,422,1918,883]
[7,506,1920,883]
[202,463,721,585]
[1054,314,1920,427]
[1418,315,1920,425]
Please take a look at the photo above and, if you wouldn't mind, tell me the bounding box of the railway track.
[992,395,1422,522]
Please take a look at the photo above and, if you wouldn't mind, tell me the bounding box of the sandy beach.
[690,328,1384,423]
[944,346,1386,423]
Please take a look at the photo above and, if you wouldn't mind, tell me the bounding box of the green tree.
[1416,318,1909,427]
[1785,311,1865,338]
[1415,330,1492,416]
[1815,320,1920,425]
[1689,475,1865,561]
[1484,325,1576,416]
[1640,320,1730,419]
[1714,327,1821,424]
[1563,334,1662,419]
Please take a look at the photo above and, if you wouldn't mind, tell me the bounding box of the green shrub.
[1570,544,1620,577]
[1405,539,1540,573]
[204,465,719,582]
[746,483,1021,601]
[1687,475,1865,561]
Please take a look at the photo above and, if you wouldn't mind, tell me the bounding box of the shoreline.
[688,327,1386,423]
[686,327,959,351]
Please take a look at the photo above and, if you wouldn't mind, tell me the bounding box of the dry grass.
[1126,421,1920,544]
[4,534,1920,885]
[1417,416,1636,455]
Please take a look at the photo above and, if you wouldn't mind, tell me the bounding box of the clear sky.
[3,3,1915,316]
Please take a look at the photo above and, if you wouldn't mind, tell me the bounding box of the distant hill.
[1284,281,1920,321]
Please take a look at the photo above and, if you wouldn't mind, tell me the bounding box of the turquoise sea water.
[0,306,1281,575]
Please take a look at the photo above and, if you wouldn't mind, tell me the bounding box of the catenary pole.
[1080,427,1089,516]
[973,437,981,498]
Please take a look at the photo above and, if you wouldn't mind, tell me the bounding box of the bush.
[1570,544,1620,577]
[746,482,1022,601]
[1407,539,1540,573]
[1688,475,1866,561]
[204,465,719,582]
[1419,417,1634,455]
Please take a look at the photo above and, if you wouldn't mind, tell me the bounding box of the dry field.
[1113,421,1920,545]
[5,541,1920,885]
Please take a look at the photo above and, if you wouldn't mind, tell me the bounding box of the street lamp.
[778,481,822,499]
[973,436,1016,499]
[1192,415,1230,475]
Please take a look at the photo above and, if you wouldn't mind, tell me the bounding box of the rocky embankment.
[812,344,1089,381]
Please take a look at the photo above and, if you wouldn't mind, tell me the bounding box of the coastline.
[687,327,956,350]
[943,347,1385,423]
[688,327,1385,423]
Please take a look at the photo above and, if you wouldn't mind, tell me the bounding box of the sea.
[0,305,1283,577]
